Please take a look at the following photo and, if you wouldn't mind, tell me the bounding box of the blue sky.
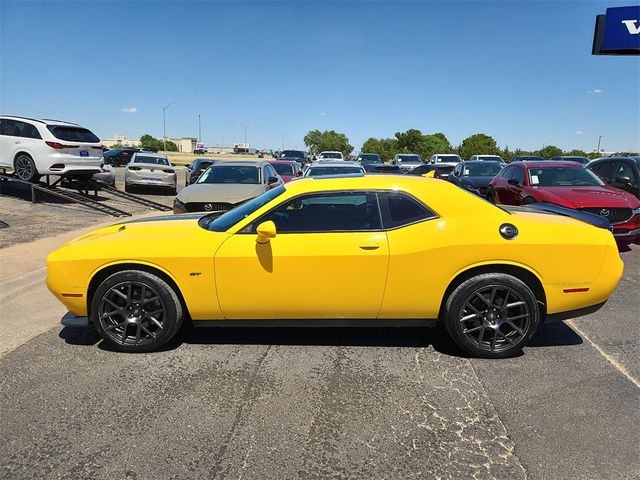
[1,1,638,152]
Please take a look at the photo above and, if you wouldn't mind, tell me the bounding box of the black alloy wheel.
[444,273,540,358]
[14,154,40,183]
[91,270,183,352]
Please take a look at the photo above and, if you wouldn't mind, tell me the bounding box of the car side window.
[591,161,613,180]
[513,167,525,184]
[267,164,278,178]
[380,192,437,229]
[500,166,513,179]
[21,123,41,139]
[0,119,21,137]
[615,162,637,184]
[251,192,382,233]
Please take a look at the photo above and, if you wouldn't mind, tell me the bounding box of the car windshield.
[134,156,169,165]
[435,155,460,163]
[203,185,286,232]
[46,126,100,143]
[307,166,363,176]
[462,163,503,176]
[358,154,381,163]
[528,167,604,186]
[272,163,295,175]
[565,157,589,165]
[197,165,260,184]
[398,155,421,164]
[280,150,304,159]
[320,152,342,159]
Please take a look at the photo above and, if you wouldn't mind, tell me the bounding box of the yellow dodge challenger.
[47,175,623,358]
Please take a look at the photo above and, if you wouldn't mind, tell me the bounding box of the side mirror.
[256,221,276,244]
[508,178,520,186]
[267,176,279,185]
[615,176,631,185]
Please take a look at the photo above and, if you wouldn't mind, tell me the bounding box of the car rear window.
[46,126,100,143]
[134,156,170,165]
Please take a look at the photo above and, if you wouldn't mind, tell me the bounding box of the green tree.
[394,129,424,153]
[458,133,500,160]
[587,151,602,160]
[415,134,452,159]
[361,137,399,161]
[537,145,563,159]
[304,130,353,155]
[564,149,588,157]
[139,134,163,152]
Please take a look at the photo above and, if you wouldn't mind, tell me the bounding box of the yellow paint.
[46,175,623,322]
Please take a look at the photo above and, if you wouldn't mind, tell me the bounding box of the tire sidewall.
[15,154,38,182]
[91,270,183,353]
[444,273,540,358]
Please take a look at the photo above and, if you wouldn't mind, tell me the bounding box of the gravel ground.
[0,167,186,248]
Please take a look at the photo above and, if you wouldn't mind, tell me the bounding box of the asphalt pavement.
[0,171,638,479]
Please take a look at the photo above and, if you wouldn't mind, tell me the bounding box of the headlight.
[173,197,185,209]
[633,207,640,216]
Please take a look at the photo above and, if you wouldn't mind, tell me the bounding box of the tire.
[91,270,184,353]
[523,197,537,205]
[124,183,133,193]
[486,188,496,204]
[443,273,540,358]
[14,154,40,183]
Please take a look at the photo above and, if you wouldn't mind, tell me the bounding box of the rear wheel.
[91,270,183,353]
[124,183,134,193]
[523,197,537,205]
[14,154,40,183]
[486,188,496,204]
[443,273,540,358]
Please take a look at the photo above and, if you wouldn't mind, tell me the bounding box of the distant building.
[167,137,198,153]
[101,133,141,148]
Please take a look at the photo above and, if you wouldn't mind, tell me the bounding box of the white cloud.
[588,89,604,94]
[319,112,326,116]
[576,130,584,135]
[121,107,137,113]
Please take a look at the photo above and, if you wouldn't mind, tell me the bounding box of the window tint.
[513,167,525,184]
[616,162,637,183]
[0,120,41,139]
[253,192,381,233]
[46,126,99,143]
[590,161,614,180]
[500,166,513,178]
[382,192,436,228]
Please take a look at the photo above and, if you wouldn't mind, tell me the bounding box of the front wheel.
[486,188,497,204]
[523,197,537,205]
[91,270,184,353]
[443,273,540,358]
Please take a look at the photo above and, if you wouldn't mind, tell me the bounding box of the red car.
[268,160,302,183]
[488,161,640,240]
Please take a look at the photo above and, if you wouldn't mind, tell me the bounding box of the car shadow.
[59,320,583,358]
[126,185,175,196]
[0,177,110,204]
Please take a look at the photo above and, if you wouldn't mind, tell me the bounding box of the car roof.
[309,161,361,167]
[396,153,420,156]
[210,160,264,167]
[0,115,80,126]
[511,161,583,168]
[135,152,168,158]
[269,160,298,165]
[461,160,502,164]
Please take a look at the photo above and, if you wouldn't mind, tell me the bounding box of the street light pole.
[159,102,175,151]
[597,135,603,153]
[244,125,250,147]
[198,113,201,143]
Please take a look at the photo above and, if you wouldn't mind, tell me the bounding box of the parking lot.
[0,167,638,479]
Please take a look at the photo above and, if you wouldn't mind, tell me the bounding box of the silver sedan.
[124,153,177,194]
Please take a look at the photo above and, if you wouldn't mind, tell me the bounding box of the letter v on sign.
[622,19,640,34]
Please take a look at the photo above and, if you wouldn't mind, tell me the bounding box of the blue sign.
[602,6,640,50]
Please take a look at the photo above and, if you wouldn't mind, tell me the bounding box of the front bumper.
[61,312,90,328]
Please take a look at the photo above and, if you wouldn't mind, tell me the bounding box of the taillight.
[162,169,175,174]
[128,166,142,171]
[46,141,79,149]
[123,152,129,156]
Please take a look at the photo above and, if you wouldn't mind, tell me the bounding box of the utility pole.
[159,102,175,151]
[198,113,201,143]
[597,135,603,153]
[282,135,285,151]
[244,125,250,147]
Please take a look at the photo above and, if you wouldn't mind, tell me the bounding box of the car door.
[0,119,23,168]
[492,166,512,203]
[502,165,525,204]
[214,191,389,319]
[611,161,640,198]
[449,163,462,185]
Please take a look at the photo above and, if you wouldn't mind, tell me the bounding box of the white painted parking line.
[567,319,640,389]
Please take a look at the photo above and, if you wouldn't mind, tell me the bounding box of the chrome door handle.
[359,244,380,250]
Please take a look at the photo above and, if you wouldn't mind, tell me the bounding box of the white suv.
[0,116,103,182]
[318,151,344,161]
